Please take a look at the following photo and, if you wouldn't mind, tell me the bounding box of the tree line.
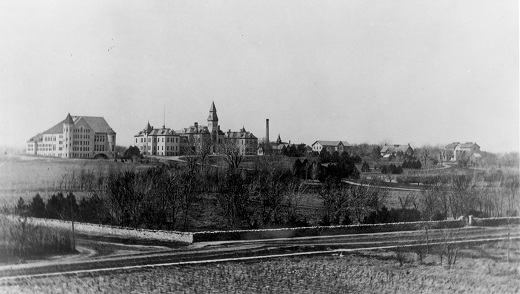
[10,154,518,231]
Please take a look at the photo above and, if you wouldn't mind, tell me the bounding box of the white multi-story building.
[134,122,181,156]
[26,113,116,159]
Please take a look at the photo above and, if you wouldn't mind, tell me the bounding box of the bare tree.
[219,138,244,170]
[192,136,213,174]
[284,179,307,223]
[216,171,248,229]
[348,181,388,223]
[319,181,349,224]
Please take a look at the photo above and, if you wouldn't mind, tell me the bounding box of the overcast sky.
[0,0,518,153]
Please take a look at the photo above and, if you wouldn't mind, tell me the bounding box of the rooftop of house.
[458,142,479,148]
[445,142,460,149]
[380,144,411,153]
[312,140,348,147]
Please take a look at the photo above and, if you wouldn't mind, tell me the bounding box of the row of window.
[74,134,90,139]
[73,147,90,152]
[94,135,106,142]
[72,153,91,158]
[140,145,178,151]
[145,151,180,156]
[137,136,179,143]
[73,141,90,146]
[94,145,106,151]
[73,128,90,133]
[37,146,56,151]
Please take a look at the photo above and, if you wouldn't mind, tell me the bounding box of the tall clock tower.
[207,101,219,142]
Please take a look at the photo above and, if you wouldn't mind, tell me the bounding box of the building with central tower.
[135,101,257,156]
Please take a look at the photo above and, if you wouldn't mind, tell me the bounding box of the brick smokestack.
[266,119,269,144]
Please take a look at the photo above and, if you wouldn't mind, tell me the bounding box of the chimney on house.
[266,119,270,144]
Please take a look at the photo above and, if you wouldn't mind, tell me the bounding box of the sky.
[0,0,518,153]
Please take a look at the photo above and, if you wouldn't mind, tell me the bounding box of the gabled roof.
[312,140,343,147]
[73,116,115,134]
[381,144,412,153]
[459,142,479,148]
[42,121,65,135]
[445,142,460,149]
[38,114,114,136]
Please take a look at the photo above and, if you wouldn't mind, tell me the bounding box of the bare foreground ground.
[0,226,519,293]
[0,244,519,293]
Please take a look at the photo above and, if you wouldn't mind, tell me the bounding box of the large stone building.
[134,122,181,156]
[137,102,258,156]
[26,113,116,159]
[224,127,258,156]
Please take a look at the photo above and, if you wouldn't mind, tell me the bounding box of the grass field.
[1,242,518,293]
[0,154,154,205]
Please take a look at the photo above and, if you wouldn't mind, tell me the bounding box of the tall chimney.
[266,119,270,144]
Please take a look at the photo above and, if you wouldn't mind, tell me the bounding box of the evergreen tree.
[30,193,46,218]
[319,150,331,163]
[281,145,288,156]
[361,161,370,172]
[331,151,340,163]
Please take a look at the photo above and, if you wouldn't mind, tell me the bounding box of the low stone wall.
[471,216,520,227]
[192,219,465,242]
[13,215,517,244]
[22,217,193,244]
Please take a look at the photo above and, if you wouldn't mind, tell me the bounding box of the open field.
[0,155,155,205]
[1,241,518,293]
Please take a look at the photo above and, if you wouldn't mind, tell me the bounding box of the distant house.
[311,140,350,154]
[443,142,459,161]
[470,153,482,165]
[443,142,480,161]
[380,144,414,157]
